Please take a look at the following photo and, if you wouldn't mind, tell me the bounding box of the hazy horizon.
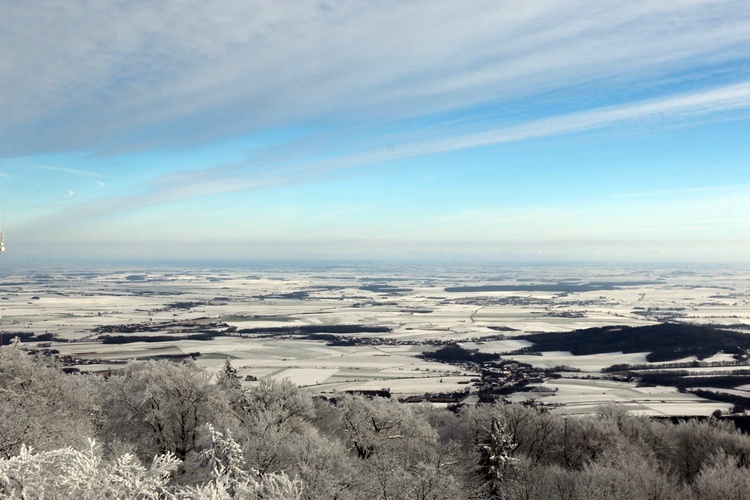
[2,1,750,264]
[0,256,744,274]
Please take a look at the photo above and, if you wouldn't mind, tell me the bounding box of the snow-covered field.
[504,351,652,371]
[2,264,749,411]
[506,378,733,416]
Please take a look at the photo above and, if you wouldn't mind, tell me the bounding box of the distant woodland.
[516,323,750,362]
[3,343,750,499]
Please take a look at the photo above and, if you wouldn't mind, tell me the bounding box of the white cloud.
[29,80,750,224]
[1,0,749,156]
[40,166,101,177]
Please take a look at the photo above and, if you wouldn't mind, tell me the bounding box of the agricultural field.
[1,263,749,415]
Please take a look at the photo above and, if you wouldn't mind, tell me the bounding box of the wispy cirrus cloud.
[2,0,749,157]
[39,165,99,176]
[35,80,750,224]
[39,166,105,184]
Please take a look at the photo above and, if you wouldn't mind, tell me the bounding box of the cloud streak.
[35,80,750,224]
[2,0,749,156]
[40,166,102,177]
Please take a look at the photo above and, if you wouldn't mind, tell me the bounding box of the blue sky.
[2,0,750,264]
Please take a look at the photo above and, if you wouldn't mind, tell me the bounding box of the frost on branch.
[0,440,179,499]
[0,344,102,459]
[0,428,302,500]
[175,424,303,500]
[479,417,519,487]
[196,424,248,484]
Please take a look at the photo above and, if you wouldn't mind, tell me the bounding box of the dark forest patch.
[420,343,500,364]
[516,323,750,362]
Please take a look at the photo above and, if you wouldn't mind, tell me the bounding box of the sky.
[2,0,750,265]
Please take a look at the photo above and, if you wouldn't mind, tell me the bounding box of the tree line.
[3,343,750,499]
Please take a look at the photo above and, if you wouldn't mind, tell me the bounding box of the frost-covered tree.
[664,419,714,482]
[478,417,518,497]
[286,426,357,500]
[234,378,316,474]
[555,414,620,469]
[337,394,416,460]
[173,424,303,500]
[0,440,179,499]
[215,358,241,390]
[0,344,102,459]
[0,427,303,500]
[571,450,676,500]
[335,395,463,499]
[215,358,244,410]
[102,360,230,461]
[241,377,314,429]
[689,453,750,500]
[490,404,560,466]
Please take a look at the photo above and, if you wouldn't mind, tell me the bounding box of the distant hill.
[517,323,750,362]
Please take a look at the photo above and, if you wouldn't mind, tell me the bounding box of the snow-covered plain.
[505,378,733,416]
[1,264,749,414]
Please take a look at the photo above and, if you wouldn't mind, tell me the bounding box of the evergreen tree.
[478,417,518,497]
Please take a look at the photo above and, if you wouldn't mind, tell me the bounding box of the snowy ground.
[2,263,749,411]
[505,378,733,416]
